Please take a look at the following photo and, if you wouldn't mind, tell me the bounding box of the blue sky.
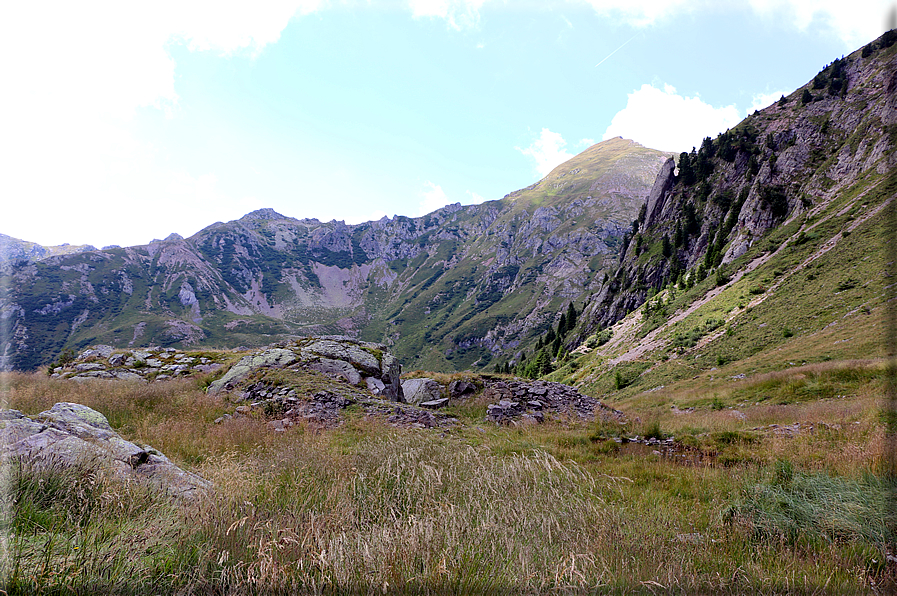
[2,1,894,248]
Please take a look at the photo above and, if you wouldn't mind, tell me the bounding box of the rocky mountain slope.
[578,30,897,336]
[546,30,897,398]
[1,138,670,371]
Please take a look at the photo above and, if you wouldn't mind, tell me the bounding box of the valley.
[0,28,895,595]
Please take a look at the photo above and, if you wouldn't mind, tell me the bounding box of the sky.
[2,1,895,248]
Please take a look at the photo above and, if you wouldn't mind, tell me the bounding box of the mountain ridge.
[1,138,671,371]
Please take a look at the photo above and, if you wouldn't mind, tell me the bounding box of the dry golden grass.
[1,370,893,593]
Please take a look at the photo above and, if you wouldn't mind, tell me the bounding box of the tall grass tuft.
[2,454,201,594]
[725,460,895,550]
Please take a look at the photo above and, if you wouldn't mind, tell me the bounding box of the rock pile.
[0,403,210,500]
[263,390,356,430]
[218,377,459,430]
[482,379,624,425]
[50,345,223,382]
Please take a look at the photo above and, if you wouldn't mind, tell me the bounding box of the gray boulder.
[420,398,449,409]
[402,378,443,405]
[379,352,403,400]
[0,403,210,500]
[307,357,363,385]
[365,376,386,394]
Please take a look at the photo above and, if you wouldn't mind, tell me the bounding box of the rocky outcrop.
[208,336,404,401]
[0,403,210,500]
[49,345,224,382]
[482,379,624,425]
[642,158,676,228]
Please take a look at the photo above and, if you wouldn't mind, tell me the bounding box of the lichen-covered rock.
[300,338,380,376]
[401,378,443,405]
[0,403,210,500]
[306,357,363,385]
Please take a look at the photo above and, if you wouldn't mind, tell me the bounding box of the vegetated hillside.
[548,30,897,400]
[580,30,897,333]
[0,138,670,371]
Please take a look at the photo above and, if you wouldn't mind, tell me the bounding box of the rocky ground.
[47,340,632,432]
[481,378,625,425]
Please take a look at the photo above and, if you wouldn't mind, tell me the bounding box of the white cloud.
[602,83,742,153]
[0,1,323,246]
[748,90,789,115]
[578,0,890,46]
[408,0,486,30]
[579,0,692,27]
[466,190,486,204]
[747,0,892,48]
[418,182,449,216]
[578,138,597,148]
[517,128,575,178]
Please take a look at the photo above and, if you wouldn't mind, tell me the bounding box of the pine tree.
[536,348,553,377]
[557,313,568,337]
[566,302,577,328]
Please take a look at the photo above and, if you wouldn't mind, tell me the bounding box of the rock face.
[208,336,404,401]
[481,379,624,425]
[0,403,210,500]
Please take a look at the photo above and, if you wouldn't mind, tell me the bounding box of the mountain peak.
[241,208,287,221]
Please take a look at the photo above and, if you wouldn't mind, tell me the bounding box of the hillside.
[0,138,670,371]
[543,30,897,405]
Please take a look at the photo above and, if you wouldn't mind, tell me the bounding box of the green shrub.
[643,420,664,440]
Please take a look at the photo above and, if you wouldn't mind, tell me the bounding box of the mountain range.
[2,29,895,376]
[1,138,670,371]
